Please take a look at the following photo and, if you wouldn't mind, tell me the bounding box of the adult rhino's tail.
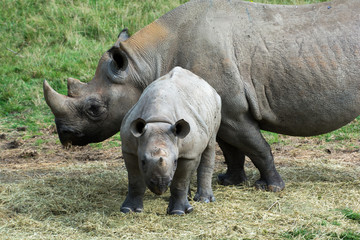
[244,83,262,121]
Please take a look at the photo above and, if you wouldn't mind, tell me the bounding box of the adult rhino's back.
[181,0,360,136]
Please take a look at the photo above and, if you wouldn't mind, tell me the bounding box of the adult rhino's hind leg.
[218,114,285,192]
[217,138,247,186]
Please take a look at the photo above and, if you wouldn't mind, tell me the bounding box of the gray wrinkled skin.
[120,67,221,214]
[44,0,360,192]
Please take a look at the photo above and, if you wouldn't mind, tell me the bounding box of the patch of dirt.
[5,140,22,149]
[270,135,360,165]
[0,127,123,183]
[0,126,359,184]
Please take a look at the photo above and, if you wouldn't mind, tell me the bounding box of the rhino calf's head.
[130,118,190,195]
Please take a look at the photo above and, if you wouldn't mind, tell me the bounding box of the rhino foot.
[120,198,144,213]
[120,206,143,213]
[217,172,247,186]
[167,197,194,215]
[194,192,215,203]
[167,205,193,215]
[254,178,285,192]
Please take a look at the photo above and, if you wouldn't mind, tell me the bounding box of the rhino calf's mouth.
[147,176,172,195]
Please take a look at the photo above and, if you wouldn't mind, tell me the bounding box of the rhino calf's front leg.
[121,153,146,213]
[167,158,199,215]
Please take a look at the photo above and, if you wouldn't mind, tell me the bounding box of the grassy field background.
[1,0,359,239]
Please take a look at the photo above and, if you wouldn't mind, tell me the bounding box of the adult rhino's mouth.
[54,119,97,146]
[57,129,108,147]
[56,125,86,146]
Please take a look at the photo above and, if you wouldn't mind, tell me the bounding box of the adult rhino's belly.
[257,83,360,137]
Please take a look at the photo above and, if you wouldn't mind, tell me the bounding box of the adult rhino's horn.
[67,77,87,97]
[43,80,71,116]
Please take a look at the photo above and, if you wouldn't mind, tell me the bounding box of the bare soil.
[0,126,119,183]
[1,126,359,185]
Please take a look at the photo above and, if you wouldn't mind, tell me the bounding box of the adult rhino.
[44,0,360,192]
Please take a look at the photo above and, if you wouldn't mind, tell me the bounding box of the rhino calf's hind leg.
[167,157,199,215]
[216,138,247,186]
[194,137,216,203]
[121,153,146,213]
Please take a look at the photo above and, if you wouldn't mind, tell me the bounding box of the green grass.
[1,0,334,134]
[282,209,360,239]
[339,209,360,223]
[283,228,360,240]
[0,0,188,133]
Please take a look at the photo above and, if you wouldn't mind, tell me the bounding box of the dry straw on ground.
[0,124,359,239]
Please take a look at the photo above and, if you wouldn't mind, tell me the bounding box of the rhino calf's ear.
[130,118,147,138]
[172,119,190,139]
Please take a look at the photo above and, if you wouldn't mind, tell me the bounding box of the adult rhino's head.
[44,29,142,146]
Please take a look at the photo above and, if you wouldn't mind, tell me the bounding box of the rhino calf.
[120,67,221,214]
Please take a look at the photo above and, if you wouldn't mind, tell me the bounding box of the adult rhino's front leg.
[121,153,146,213]
[218,113,285,192]
[167,158,199,215]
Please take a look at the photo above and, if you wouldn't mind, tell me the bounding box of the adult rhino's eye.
[88,104,101,116]
[85,99,107,120]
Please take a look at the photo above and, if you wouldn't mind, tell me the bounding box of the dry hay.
[0,127,359,239]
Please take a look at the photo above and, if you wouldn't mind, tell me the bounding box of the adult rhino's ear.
[130,118,147,138]
[108,28,130,83]
[118,28,130,42]
[109,46,128,71]
[114,28,130,48]
[171,119,190,139]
